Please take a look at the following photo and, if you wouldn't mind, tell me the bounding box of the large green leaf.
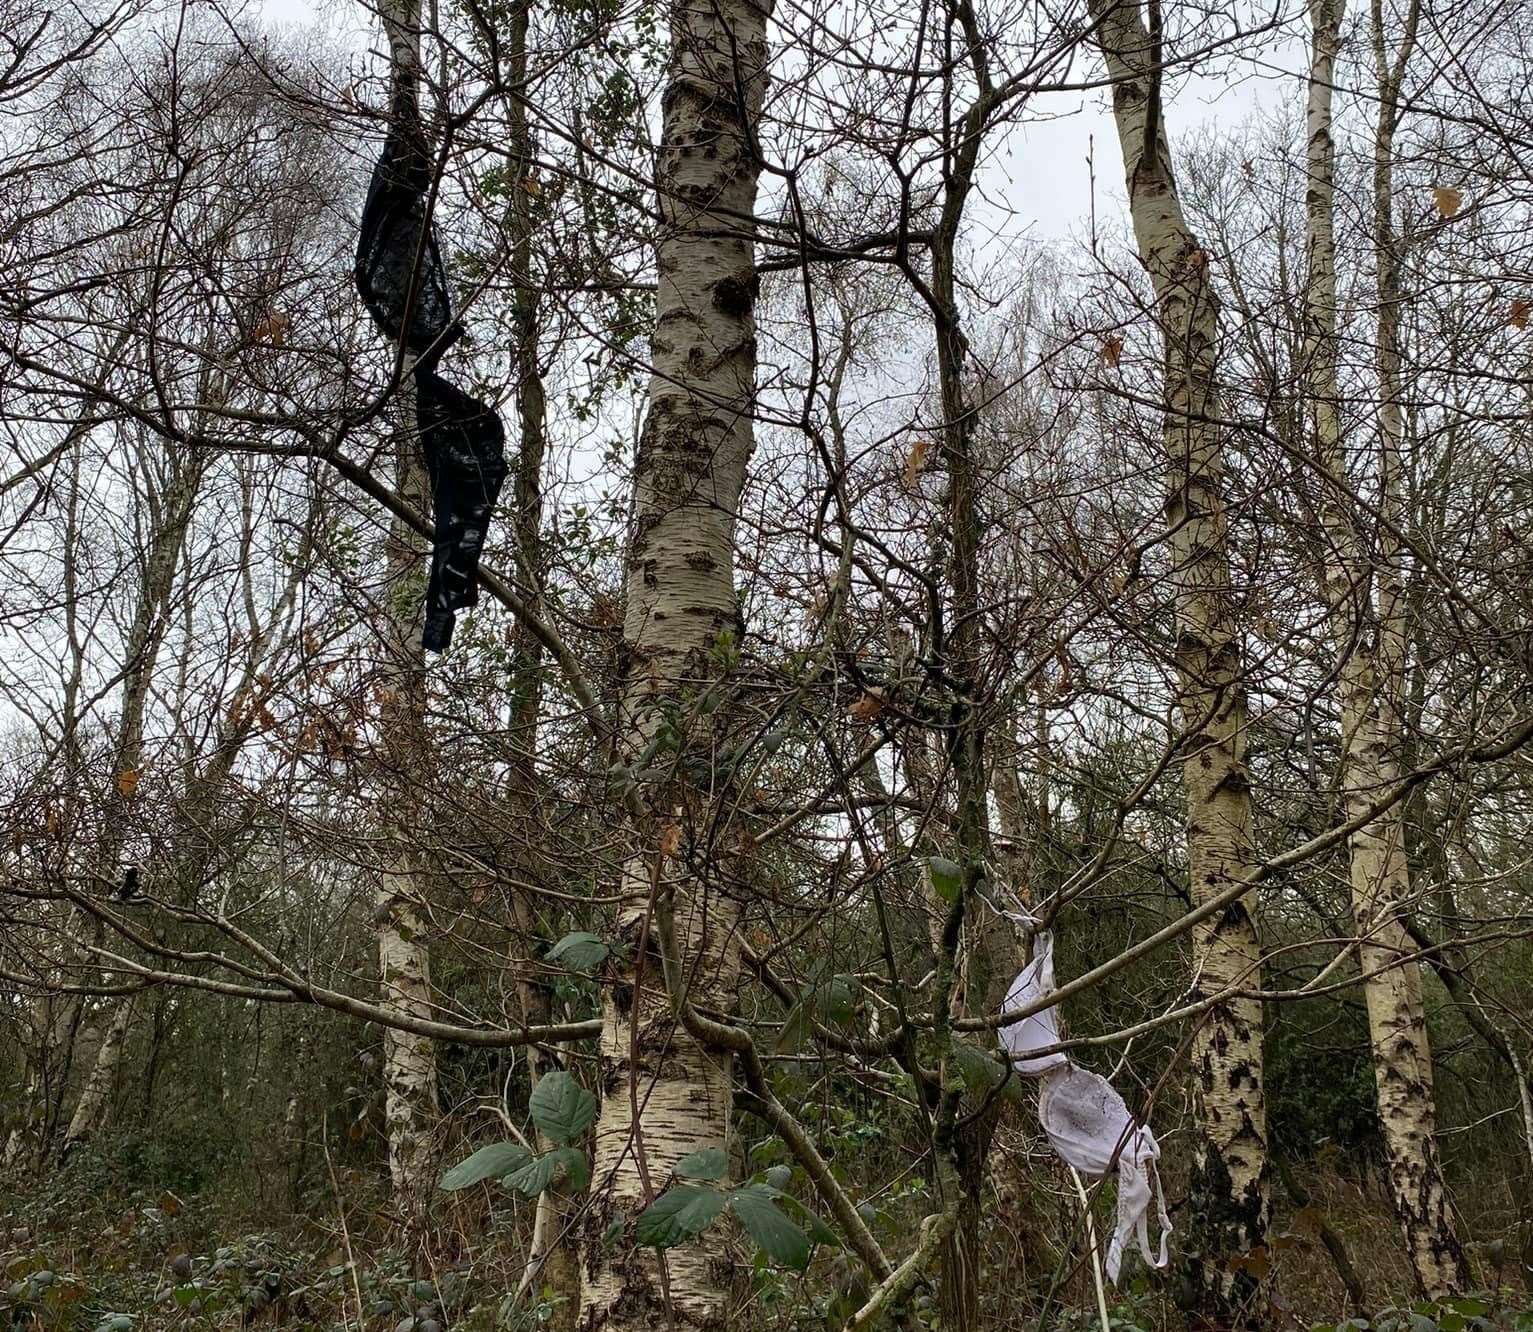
[928,856,964,903]
[951,1042,1007,1093]
[439,1141,531,1191]
[781,1194,841,1249]
[528,1071,597,1145]
[503,1146,589,1196]
[544,932,609,973]
[776,975,859,1052]
[675,1147,728,1181]
[634,1185,727,1249]
[729,1184,812,1270]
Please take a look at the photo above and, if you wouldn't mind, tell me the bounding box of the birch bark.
[577,0,769,1324]
[367,0,442,1246]
[60,440,203,1158]
[1088,1,1268,1316]
[376,355,441,1244]
[1297,0,1474,1292]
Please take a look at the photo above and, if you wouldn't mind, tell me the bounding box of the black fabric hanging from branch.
[355,82,506,652]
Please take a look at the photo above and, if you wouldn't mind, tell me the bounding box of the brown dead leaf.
[1510,298,1530,330]
[658,822,682,857]
[1291,1205,1323,1233]
[1227,1244,1271,1278]
[1100,334,1123,369]
[157,1190,183,1216]
[1433,185,1462,218]
[847,690,886,722]
[250,310,292,347]
[902,437,931,489]
[117,769,140,797]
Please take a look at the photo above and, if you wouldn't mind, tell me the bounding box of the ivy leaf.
[634,1185,727,1249]
[675,1147,728,1181]
[729,1184,812,1270]
[816,976,857,1025]
[545,931,610,973]
[529,1071,597,1146]
[928,856,964,903]
[440,1141,531,1191]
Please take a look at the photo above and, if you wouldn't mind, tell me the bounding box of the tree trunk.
[1089,1,1268,1318]
[927,57,1021,1321]
[363,0,443,1250]
[1328,0,1471,1294]
[577,0,769,1324]
[58,438,202,1159]
[504,6,578,1315]
[376,350,441,1247]
[60,997,137,1158]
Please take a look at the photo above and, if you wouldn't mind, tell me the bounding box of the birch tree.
[579,0,771,1322]
[369,0,442,1246]
[1089,0,1268,1317]
[1301,0,1473,1292]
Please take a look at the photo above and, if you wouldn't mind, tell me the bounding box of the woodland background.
[2,0,1533,1328]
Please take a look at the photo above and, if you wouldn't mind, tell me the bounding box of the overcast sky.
[250,0,1308,247]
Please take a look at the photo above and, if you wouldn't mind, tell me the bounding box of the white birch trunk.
[376,356,441,1244]
[1304,0,1471,1293]
[58,441,201,1157]
[1089,1,1268,1316]
[578,0,769,1324]
[61,998,136,1157]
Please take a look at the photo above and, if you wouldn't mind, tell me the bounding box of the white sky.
[251,0,1308,246]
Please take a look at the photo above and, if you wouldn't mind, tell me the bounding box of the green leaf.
[776,976,858,1053]
[529,1071,597,1145]
[951,1043,1007,1093]
[504,1147,589,1196]
[545,932,609,973]
[1447,1303,1489,1319]
[776,1000,813,1053]
[781,1195,841,1248]
[729,1184,812,1270]
[928,856,964,903]
[675,1147,728,1181]
[815,976,857,1025]
[440,1141,531,1191]
[635,1185,727,1249]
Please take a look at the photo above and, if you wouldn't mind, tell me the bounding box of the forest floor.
[4,1140,1531,1332]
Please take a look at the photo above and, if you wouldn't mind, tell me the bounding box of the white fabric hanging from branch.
[1000,929,1172,1283]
